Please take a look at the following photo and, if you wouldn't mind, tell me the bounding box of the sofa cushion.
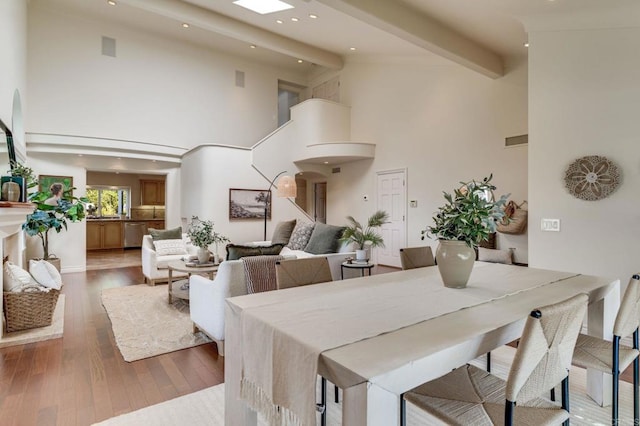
[226,243,285,261]
[3,262,40,292]
[29,259,63,290]
[149,226,182,241]
[153,239,188,256]
[304,223,346,254]
[271,219,297,245]
[286,221,315,250]
[478,247,513,265]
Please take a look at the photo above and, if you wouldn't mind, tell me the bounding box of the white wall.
[27,2,306,148]
[325,56,529,263]
[529,27,640,281]
[0,0,27,128]
[181,145,308,258]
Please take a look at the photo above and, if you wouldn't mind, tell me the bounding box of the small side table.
[167,260,218,304]
[341,261,375,279]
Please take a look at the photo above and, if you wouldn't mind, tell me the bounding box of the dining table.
[224,262,620,426]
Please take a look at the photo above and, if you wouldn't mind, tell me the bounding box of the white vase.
[355,249,367,261]
[435,240,475,288]
[197,247,210,263]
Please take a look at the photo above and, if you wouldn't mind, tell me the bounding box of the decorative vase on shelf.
[2,181,21,202]
[435,240,475,289]
[197,247,210,263]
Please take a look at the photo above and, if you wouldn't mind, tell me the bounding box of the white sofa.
[190,245,354,356]
[141,234,198,286]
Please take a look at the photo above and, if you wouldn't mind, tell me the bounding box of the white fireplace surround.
[0,205,35,338]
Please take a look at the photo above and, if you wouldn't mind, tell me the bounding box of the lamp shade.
[276,175,297,198]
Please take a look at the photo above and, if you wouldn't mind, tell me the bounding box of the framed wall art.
[229,188,271,220]
[39,175,73,202]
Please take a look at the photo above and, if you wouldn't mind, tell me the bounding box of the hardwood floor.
[0,266,223,426]
[1,258,634,425]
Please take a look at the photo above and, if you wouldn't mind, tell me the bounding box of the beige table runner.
[238,263,578,426]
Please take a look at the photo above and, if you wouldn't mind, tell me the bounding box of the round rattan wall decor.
[564,155,621,201]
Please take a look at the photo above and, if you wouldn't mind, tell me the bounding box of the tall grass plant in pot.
[340,210,389,261]
[423,175,508,288]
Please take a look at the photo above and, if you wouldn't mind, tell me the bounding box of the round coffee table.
[341,261,375,279]
[167,260,218,303]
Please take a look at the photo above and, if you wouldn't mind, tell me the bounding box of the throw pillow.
[271,219,297,245]
[153,239,188,256]
[3,262,40,292]
[29,259,63,290]
[286,221,315,251]
[149,226,182,241]
[478,247,513,265]
[304,223,346,255]
[226,243,285,261]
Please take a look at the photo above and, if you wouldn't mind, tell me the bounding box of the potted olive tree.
[187,216,229,264]
[422,175,508,288]
[23,187,88,270]
[339,210,389,261]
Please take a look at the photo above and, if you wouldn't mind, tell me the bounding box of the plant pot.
[197,247,210,263]
[435,240,475,288]
[355,249,367,261]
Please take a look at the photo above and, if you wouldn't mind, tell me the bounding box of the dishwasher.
[124,222,147,248]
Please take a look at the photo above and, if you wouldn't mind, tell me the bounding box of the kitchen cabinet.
[87,221,123,250]
[140,180,165,205]
[146,220,165,230]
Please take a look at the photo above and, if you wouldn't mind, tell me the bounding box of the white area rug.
[0,294,65,348]
[101,284,210,362]
[94,345,635,425]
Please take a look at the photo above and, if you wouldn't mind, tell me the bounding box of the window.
[86,186,130,217]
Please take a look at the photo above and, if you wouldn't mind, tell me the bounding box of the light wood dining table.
[225,262,620,426]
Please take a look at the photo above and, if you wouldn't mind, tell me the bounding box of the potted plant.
[422,175,508,288]
[23,187,89,269]
[340,210,389,261]
[187,216,229,264]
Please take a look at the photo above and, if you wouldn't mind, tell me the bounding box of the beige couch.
[189,245,354,356]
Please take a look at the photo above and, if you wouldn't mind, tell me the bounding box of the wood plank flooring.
[0,257,634,425]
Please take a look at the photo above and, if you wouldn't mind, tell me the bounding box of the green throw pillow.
[226,243,285,261]
[271,219,297,245]
[149,226,182,241]
[303,223,346,254]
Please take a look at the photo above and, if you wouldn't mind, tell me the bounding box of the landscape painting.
[229,188,271,220]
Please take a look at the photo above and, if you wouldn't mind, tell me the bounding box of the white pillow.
[3,262,41,292]
[153,239,188,256]
[29,259,63,290]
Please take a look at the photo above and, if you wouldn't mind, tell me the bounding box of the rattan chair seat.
[573,333,639,372]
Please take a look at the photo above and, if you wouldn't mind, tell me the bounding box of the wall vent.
[235,70,245,88]
[332,167,341,174]
[505,134,528,147]
[101,36,116,57]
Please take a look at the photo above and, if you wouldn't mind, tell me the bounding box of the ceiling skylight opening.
[233,0,293,15]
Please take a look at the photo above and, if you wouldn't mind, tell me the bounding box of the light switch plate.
[541,218,560,232]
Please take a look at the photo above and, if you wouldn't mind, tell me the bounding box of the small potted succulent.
[187,216,229,263]
[423,175,508,288]
[340,210,389,261]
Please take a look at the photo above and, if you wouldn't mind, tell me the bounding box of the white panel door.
[376,170,406,267]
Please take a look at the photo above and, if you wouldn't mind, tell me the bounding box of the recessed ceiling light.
[297,59,303,63]
[309,14,317,19]
[291,17,299,22]
[182,23,190,28]
[250,44,256,49]
[78,154,83,157]
[276,19,283,24]
[107,0,116,5]
[152,159,157,163]
[524,42,529,47]
[233,0,293,15]
[349,47,357,51]
[323,161,329,164]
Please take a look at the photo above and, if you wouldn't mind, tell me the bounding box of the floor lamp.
[264,171,297,241]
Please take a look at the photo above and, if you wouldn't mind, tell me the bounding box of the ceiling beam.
[119,0,344,70]
[314,0,503,78]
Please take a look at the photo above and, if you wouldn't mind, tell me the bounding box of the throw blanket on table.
[242,255,283,294]
[239,263,580,426]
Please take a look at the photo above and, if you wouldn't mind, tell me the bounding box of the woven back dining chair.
[572,274,640,425]
[274,256,334,426]
[401,292,588,426]
[399,246,435,270]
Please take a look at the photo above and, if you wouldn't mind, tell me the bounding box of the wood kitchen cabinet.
[146,220,165,230]
[87,221,123,250]
[140,180,165,205]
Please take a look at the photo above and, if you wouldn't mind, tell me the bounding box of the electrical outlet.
[541,218,560,232]
[410,200,418,208]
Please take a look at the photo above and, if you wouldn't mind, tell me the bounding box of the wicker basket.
[3,289,60,333]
